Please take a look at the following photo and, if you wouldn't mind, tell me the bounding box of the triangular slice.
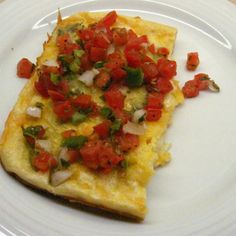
[0,11,183,220]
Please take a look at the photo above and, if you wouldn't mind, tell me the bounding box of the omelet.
[0,11,184,220]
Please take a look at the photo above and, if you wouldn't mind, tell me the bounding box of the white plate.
[1,0,236,235]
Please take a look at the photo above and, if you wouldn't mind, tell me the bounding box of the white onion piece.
[51,170,72,186]
[107,44,115,55]
[123,121,146,136]
[35,140,52,152]
[78,70,97,87]
[42,59,59,67]
[58,147,69,162]
[119,86,129,96]
[132,109,146,123]
[92,68,100,75]
[26,106,42,118]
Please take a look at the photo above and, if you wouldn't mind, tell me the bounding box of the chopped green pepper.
[100,107,115,121]
[120,159,129,169]
[125,67,144,88]
[110,119,122,135]
[71,112,87,124]
[94,61,105,68]
[74,49,85,58]
[50,73,61,85]
[22,125,43,138]
[62,135,88,149]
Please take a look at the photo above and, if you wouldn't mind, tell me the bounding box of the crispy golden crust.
[0,12,183,220]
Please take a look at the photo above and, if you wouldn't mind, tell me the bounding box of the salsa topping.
[20,11,181,175]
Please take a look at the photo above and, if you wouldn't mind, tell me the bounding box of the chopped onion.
[119,86,129,96]
[26,106,42,118]
[92,68,100,75]
[132,109,146,123]
[42,59,59,67]
[51,170,72,186]
[123,121,146,135]
[107,44,115,55]
[35,140,52,152]
[208,80,220,92]
[58,147,69,162]
[78,70,98,87]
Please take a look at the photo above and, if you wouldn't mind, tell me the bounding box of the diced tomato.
[73,94,92,109]
[32,151,57,172]
[146,108,162,121]
[25,136,35,146]
[115,133,139,152]
[58,79,69,95]
[53,100,74,121]
[62,129,76,138]
[90,47,107,62]
[146,92,164,109]
[186,52,199,71]
[125,49,142,68]
[80,140,123,171]
[93,32,111,49]
[48,90,66,102]
[97,11,118,28]
[156,47,169,57]
[94,120,112,139]
[35,78,49,98]
[126,35,148,51]
[95,71,111,89]
[148,44,156,54]
[67,149,80,163]
[89,102,100,118]
[110,68,127,81]
[112,28,128,46]
[182,79,199,98]
[104,89,125,110]
[17,58,34,79]
[78,28,95,41]
[194,73,209,90]
[57,33,80,55]
[80,53,92,71]
[84,40,93,52]
[156,77,173,94]
[113,109,131,124]
[105,51,126,69]
[142,63,159,82]
[157,58,177,79]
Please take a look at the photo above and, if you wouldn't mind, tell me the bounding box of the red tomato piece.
[146,92,164,109]
[94,120,112,139]
[194,73,209,90]
[148,44,156,54]
[97,11,118,28]
[146,108,162,121]
[142,55,155,64]
[62,129,76,138]
[186,52,199,71]
[142,63,159,82]
[73,94,92,109]
[57,33,80,55]
[35,78,49,98]
[95,71,111,89]
[110,68,127,81]
[58,79,69,95]
[182,79,200,98]
[32,151,57,172]
[90,47,107,62]
[156,47,169,57]
[41,65,59,75]
[116,133,139,152]
[53,100,74,121]
[78,28,95,41]
[125,49,142,68]
[48,90,66,102]
[105,51,126,69]
[93,32,111,49]
[80,53,92,71]
[89,102,100,118]
[104,89,125,110]
[113,109,131,124]
[17,58,34,79]
[157,58,177,79]
[67,149,80,163]
[112,28,128,46]
[25,136,35,146]
[156,77,173,94]
[126,35,148,51]
[127,29,137,40]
